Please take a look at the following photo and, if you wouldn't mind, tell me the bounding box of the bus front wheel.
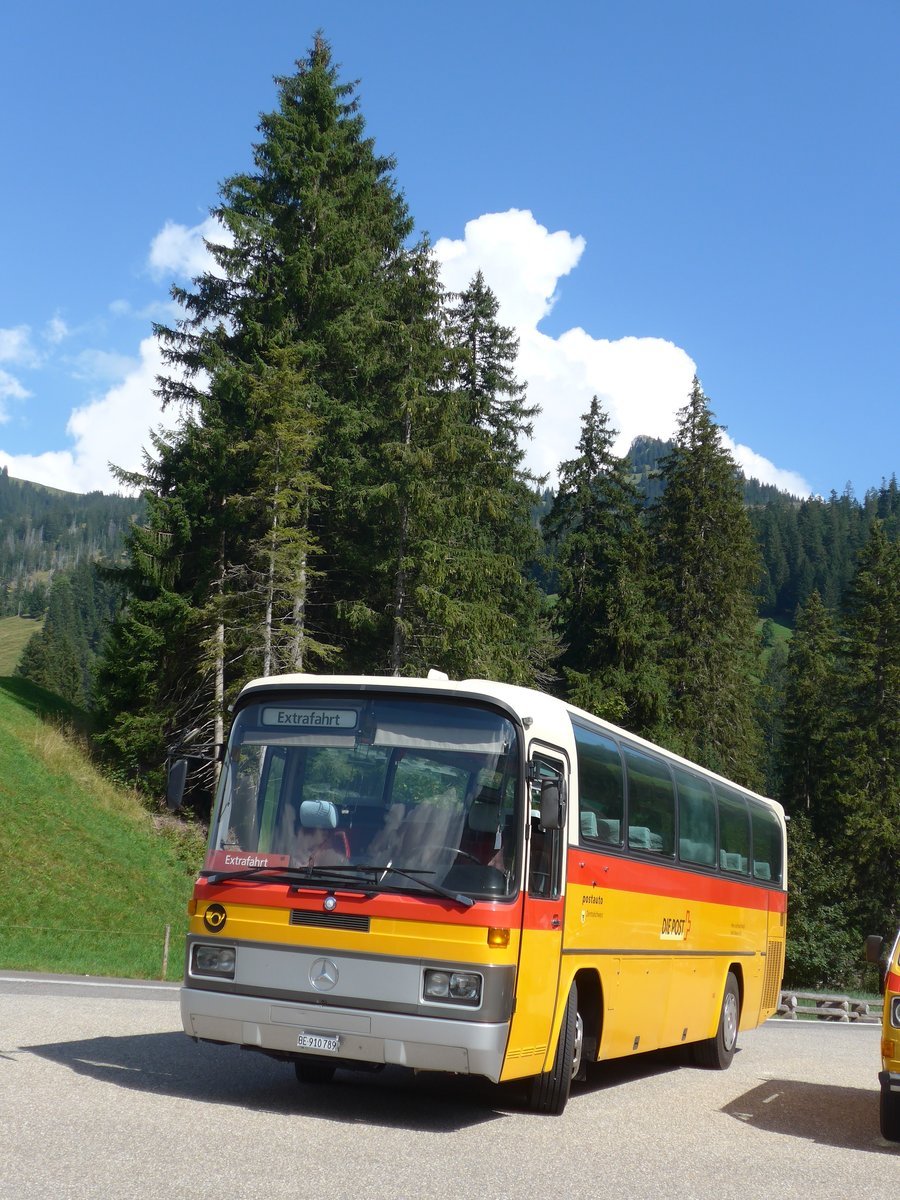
[294,1057,337,1085]
[693,971,740,1070]
[527,984,583,1115]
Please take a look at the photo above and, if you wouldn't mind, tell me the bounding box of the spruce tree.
[17,575,90,706]
[650,378,764,786]
[413,270,552,683]
[776,590,839,830]
[95,35,421,774]
[831,521,900,933]
[544,395,667,734]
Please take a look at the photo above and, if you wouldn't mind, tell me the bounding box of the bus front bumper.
[180,985,510,1082]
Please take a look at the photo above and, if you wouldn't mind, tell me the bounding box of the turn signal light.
[487,927,510,948]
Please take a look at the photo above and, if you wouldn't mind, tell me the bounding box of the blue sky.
[1,1,897,498]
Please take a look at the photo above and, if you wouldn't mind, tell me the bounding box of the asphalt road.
[1,971,896,1200]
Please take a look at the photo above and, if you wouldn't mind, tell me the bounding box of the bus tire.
[881,1084,900,1141]
[693,971,740,1070]
[294,1058,337,1085]
[527,984,582,1115]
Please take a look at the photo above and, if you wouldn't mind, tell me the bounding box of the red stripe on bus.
[194,878,525,925]
[566,848,787,913]
[886,970,900,995]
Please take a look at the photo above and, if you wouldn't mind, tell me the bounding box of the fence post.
[161,924,171,980]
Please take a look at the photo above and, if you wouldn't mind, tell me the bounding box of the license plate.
[297,1031,340,1052]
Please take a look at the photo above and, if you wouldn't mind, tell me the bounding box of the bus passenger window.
[751,805,783,883]
[572,724,623,846]
[624,748,675,855]
[717,786,750,874]
[673,766,716,866]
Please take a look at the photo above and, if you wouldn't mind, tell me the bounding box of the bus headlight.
[423,969,482,1005]
[191,943,236,979]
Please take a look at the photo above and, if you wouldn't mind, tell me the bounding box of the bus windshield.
[205,693,521,900]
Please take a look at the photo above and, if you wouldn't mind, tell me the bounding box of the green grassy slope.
[0,677,204,979]
[0,615,41,674]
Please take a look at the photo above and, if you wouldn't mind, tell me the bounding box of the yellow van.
[865,929,900,1141]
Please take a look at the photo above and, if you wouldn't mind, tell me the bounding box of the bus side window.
[623,747,675,855]
[673,766,716,866]
[573,724,624,847]
[750,804,783,883]
[717,785,750,874]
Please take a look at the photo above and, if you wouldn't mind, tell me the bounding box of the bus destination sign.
[260,707,358,730]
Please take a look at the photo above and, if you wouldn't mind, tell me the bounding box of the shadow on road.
[723,1079,898,1155]
[22,1028,692,1129]
[23,1029,516,1130]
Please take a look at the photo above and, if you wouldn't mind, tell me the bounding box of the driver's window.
[528,756,565,898]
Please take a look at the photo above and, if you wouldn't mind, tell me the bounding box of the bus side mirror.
[539,779,565,831]
[865,934,884,963]
[166,759,189,811]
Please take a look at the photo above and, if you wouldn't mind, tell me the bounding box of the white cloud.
[0,369,30,399]
[0,368,30,418]
[433,209,811,495]
[148,214,231,280]
[0,326,36,422]
[44,315,69,344]
[435,209,585,329]
[0,324,39,367]
[0,336,182,494]
[723,435,809,497]
[71,348,140,384]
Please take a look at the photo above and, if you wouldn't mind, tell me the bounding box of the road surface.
[0,971,895,1199]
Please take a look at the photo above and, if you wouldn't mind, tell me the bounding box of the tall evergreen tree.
[414,271,552,683]
[95,35,421,773]
[776,590,839,829]
[830,521,900,933]
[650,378,764,786]
[544,395,667,733]
[17,575,90,706]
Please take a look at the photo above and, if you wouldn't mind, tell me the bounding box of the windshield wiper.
[203,861,474,907]
[354,863,475,908]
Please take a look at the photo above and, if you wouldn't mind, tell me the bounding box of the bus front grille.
[290,910,371,932]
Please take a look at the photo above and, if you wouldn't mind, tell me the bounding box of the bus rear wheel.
[527,984,583,1115]
[693,971,740,1070]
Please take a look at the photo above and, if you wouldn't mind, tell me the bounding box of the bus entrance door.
[501,751,567,1082]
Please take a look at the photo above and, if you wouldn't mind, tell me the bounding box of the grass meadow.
[0,615,41,674]
[0,673,205,980]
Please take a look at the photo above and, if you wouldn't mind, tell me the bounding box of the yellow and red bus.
[865,928,900,1141]
[171,673,786,1114]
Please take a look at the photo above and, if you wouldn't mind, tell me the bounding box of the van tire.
[881,1084,900,1141]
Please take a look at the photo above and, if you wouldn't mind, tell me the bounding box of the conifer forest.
[4,37,898,989]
